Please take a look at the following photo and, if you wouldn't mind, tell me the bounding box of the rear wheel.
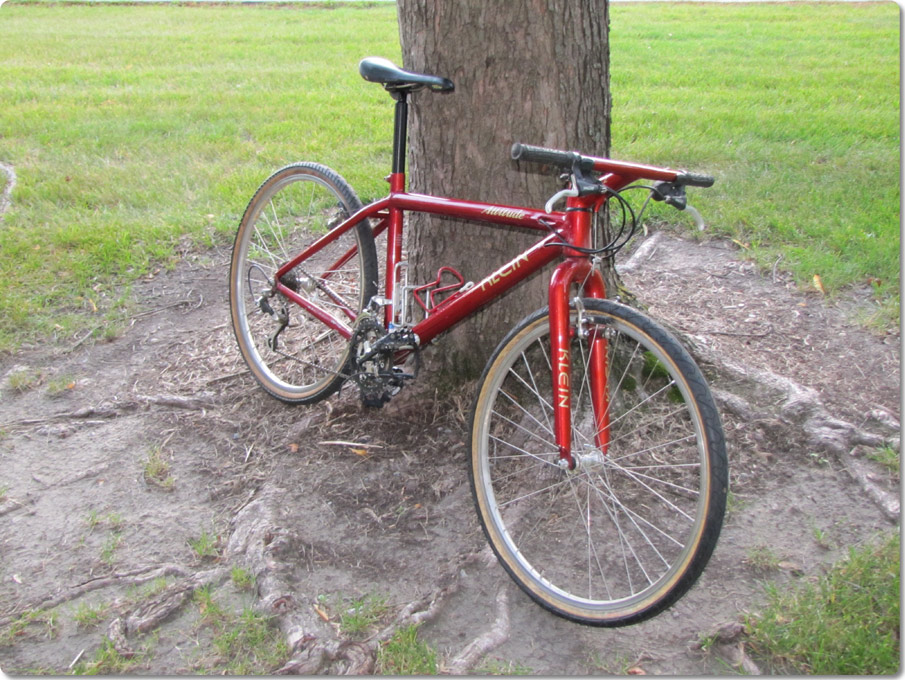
[229,163,378,403]
[470,298,727,626]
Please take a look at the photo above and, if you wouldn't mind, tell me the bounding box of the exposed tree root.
[841,446,901,521]
[617,230,665,276]
[696,344,900,519]
[227,483,512,675]
[620,231,899,520]
[271,572,467,675]
[1,393,217,431]
[696,621,763,675]
[225,486,333,654]
[446,586,510,674]
[0,564,192,627]
[105,566,228,656]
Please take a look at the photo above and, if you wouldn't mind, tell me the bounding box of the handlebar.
[511,143,596,173]
[511,142,715,188]
[675,171,715,188]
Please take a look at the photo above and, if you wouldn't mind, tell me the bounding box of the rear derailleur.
[349,313,420,408]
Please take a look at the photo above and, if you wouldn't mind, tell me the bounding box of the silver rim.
[232,170,365,398]
[474,309,711,619]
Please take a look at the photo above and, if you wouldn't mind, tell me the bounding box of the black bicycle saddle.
[359,57,454,94]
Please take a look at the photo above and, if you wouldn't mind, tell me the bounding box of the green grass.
[188,529,221,561]
[191,585,289,673]
[143,445,174,490]
[376,624,438,675]
[73,602,109,629]
[610,2,899,321]
[0,2,400,350]
[746,531,900,674]
[71,637,142,675]
[0,608,59,647]
[210,608,289,674]
[0,2,897,351]
[867,444,900,478]
[230,565,255,591]
[337,593,391,638]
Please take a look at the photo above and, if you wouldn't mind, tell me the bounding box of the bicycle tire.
[229,163,378,404]
[470,298,727,626]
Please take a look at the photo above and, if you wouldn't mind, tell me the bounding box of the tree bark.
[397,0,613,377]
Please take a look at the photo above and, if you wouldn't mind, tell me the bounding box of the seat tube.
[384,93,408,329]
[385,174,405,328]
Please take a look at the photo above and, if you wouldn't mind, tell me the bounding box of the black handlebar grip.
[676,171,715,188]
[511,143,595,172]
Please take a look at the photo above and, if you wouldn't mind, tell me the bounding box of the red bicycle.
[229,57,728,626]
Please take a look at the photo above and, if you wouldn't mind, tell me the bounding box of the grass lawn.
[0,2,402,349]
[0,1,898,350]
[746,531,900,674]
[610,2,899,325]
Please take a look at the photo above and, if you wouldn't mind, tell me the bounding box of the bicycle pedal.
[361,393,391,408]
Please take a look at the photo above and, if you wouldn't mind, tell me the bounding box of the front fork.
[548,258,609,470]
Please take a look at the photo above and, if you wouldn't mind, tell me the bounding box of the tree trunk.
[397,0,613,377]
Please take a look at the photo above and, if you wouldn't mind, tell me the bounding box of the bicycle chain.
[261,308,420,407]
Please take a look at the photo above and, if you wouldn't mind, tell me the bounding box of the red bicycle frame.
[273,88,682,468]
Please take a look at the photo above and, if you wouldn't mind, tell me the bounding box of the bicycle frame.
[273,168,660,467]
[272,91,681,468]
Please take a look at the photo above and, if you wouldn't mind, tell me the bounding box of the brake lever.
[651,181,705,230]
[684,204,705,231]
[651,180,687,209]
[545,185,579,214]
[546,163,605,214]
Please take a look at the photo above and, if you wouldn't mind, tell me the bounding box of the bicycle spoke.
[472,300,725,625]
[487,433,558,467]
[521,348,554,433]
[230,164,375,402]
[495,390,555,442]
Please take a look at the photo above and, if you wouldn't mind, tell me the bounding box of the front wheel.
[469,298,727,626]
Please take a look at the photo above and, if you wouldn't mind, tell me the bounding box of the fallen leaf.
[350,448,369,457]
[778,560,804,576]
[313,604,330,622]
[812,274,826,295]
[288,443,299,453]
[627,666,646,675]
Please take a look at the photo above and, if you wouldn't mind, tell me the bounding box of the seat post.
[391,91,409,177]
[385,90,409,329]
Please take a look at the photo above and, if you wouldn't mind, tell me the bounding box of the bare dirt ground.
[0,230,899,675]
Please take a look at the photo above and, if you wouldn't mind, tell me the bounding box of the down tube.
[411,234,562,346]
